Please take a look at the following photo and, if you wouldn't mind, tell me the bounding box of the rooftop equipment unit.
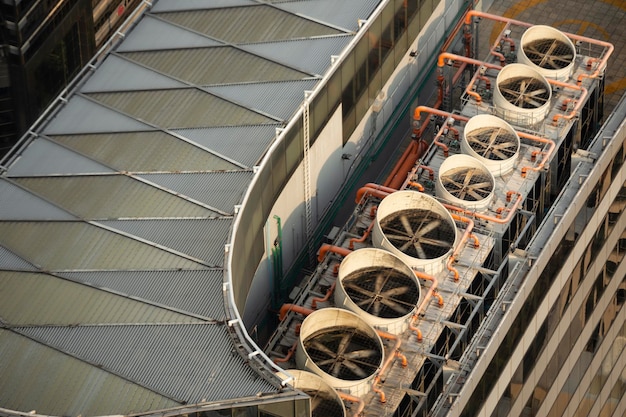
[461,114,521,176]
[296,308,384,396]
[493,63,552,126]
[372,191,457,275]
[335,248,421,334]
[436,154,495,211]
[278,370,347,417]
[518,25,577,81]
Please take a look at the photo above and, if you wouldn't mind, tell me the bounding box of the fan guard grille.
[440,166,494,201]
[499,76,550,109]
[523,38,574,70]
[343,266,419,319]
[302,388,346,417]
[379,208,455,259]
[304,327,383,381]
[465,126,519,161]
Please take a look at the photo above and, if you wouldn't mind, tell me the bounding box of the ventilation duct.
[436,154,495,211]
[518,25,576,81]
[278,369,347,417]
[372,191,457,275]
[462,114,520,176]
[296,308,384,396]
[335,248,421,334]
[493,63,552,126]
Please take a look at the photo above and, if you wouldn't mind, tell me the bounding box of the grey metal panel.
[18,324,279,404]
[206,79,319,122]
[0,221,203,271]
[278,0,381,32]
[51,131,242,173]
[138,171,254,214]
[173,124,279,168]
[80,54,187,93]
[6,137,114,176]
[242,35,353,76]
[0,271,202,326]
[43,95,153,135]
[151,0,255,12]
[87,89,277,129]
[0,329,179,416]
[0,179,76,221]
[12,175,220,220]
[116,14,223,52]
[156,5,344,44]
[60,269,226,319]
[100,218,232,267]
[121,46,312,86]
[0,246,37,271]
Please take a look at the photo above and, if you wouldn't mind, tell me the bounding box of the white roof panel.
[6,138,114,176]
[116,14,223,52]
[80,54,187,93]
[151,0,255,12]
[278,0,381,32]
[42,95,153,135]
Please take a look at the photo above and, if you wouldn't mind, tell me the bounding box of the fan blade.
[413,242,428,259]
[344,349,379,360]
[413,219,441,238]
[342,360,368,378]
[337,333,351,355]
[399,214,415,237]
[382,285,410,297]
[309,340,337,358]
[379,297,411,314]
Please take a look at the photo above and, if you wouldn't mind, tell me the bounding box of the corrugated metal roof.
[50,131,242,173]
[17,323,278,404]
[138,171,254,214]
[0,0,369,413]
[0,271,202,326]
[276,0,381,32]
[43,95,153,135]
[206,79,319,121]
[0,330,179,416]
[116,14,224,52]
[59,269,226,319]
[241,35,353,76]
[80,54,188,93]
[156,5,346,44]
[0,221,203,271]
[87,88,278,129]
[121,46,313,85]
[100,218,232,266]
[0,179,77,220]
[11,175,220,219]
[172,124,279,168]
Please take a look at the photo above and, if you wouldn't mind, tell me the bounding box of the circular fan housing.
[462,114,520,176]
[518,25,576,81]
[493,63,552,126]
[277,370,347,417]
[372,191,457,275]
[436,154,495,211]
[335,248,421,334]
[296,308,384,396]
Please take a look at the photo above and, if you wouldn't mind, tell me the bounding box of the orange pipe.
[517,131,556,177]
[409,271,443,342]
[446,214,477,281]
[372,330,406,403]
[443,193,522,225]
[349,220,375,249]
[337,391,365,417]
[547,80,588,126]
[278,304,314,321]
[355,183,398,204]
[433,121,450,157]
[384,141,417,188]
[407,181,424,192]
[386,139,429,190]
[437,52,501,72]
[274,341,297,363]
[463,10,613,86]
[413,106,470,127]
[317,243,352,262]
[417,165,435,180]
[311,282,336,309]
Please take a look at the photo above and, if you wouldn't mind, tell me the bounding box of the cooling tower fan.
[277,370,347,417]
[493,63,552,126]
[335,248,421,334]
[518,25,576,80]
[372,191,457,274]
[296,308,384,395]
